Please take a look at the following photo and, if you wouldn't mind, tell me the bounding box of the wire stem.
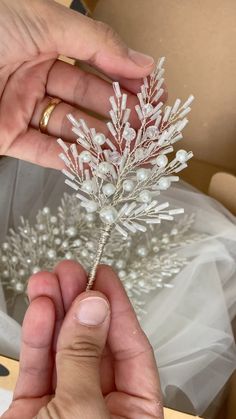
[87,224,112,290]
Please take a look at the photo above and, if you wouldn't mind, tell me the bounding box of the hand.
[0,0,158,169]
[2,261,163,419]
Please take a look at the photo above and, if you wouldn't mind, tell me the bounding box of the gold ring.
[39,98,62,134]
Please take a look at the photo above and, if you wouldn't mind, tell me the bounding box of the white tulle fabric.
[0,157,236,416]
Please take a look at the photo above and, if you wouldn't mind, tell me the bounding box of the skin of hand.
[0,0,161,169]
[2,261,164,419]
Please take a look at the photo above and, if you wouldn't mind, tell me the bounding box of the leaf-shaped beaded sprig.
[57,57,194,289]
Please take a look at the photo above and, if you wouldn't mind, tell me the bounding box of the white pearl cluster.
[0,187,201,317]
[58,59,193,245]
[100,206,118,224]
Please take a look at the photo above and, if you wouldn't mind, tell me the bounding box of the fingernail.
[128,49,154,67]
[76,297,109,326]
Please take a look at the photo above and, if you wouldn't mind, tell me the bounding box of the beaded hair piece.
[58,57,194,289]
[0,194,204,317]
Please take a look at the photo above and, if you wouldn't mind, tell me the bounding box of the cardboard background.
[93,0,236,203]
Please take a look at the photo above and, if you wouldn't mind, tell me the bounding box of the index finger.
[39,1,154,78]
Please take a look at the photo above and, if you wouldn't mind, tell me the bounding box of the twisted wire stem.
[87,224,112,290]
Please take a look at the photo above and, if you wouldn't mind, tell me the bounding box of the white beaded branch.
[57,57,194,289]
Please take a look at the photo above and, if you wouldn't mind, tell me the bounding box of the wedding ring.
[39,98,62,134]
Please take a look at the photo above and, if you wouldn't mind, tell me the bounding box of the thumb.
[55,291,110,407]
[39,1,154,78]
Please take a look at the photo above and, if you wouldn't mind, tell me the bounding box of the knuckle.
[93,20,115,38]
[149,399,164,419]
[20,363,50,377]
[36,399,64,419]
[59,337,102,362]
[74,71,91,107]
[93,20,126,51]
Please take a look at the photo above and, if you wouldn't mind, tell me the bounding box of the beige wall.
[94,0,236,172]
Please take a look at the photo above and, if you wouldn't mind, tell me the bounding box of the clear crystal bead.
[142,103,154,116]
[109,151,121,164]
[146,125,158,139]
[123,127,136,141]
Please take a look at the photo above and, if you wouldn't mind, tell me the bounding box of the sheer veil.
[0,156,236,416]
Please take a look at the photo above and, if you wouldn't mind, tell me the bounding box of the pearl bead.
[1,255,7,263]
[100,206,118,224]
[156,154,168,168]
[137,168,149,182]
[153,246,160,253]
[11,256,18,264]
[15,282,24,293]
[23,228,29,234]
[151,237,158,244]
[125,281,132,290]
[139,190,152,203]
[42,234,48,242]
[118,270,126,279]
[162,236,170,244]
[142,103,153,116]
[10,278,16,285]
[129,271,137,280]
[37,224,45,231]
[80,151,91,163]
[139,279,145,287]
[123,179,134,192]
[50,216,57,224]
[2,242,9,250]
[158,177,171,190]
[32,266,40,274]
[102,183,116,196]
[82,180,96,194]
[42,207,50,215]
[65,252,73,259]
[146,125,158,139]
[123,127,136,141]
[136,246,148,257]
[55,238,61,245]
[73,239,82,247]
[2,270,9,278]
[26,258,32,264]
[47,249,56,259]
[98,162,112,174]
[32,237,37,244]
[171,228,178,236]
[66,227,77,237]
[81,249,89,258]
[176,149,188,163]
[85,213,95,222]
[115,259,126,269]
[53,228,60,235]
[93,133,106,145]
[62,241,68,249]
[85,201,98,213]
[19,269,25,277]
